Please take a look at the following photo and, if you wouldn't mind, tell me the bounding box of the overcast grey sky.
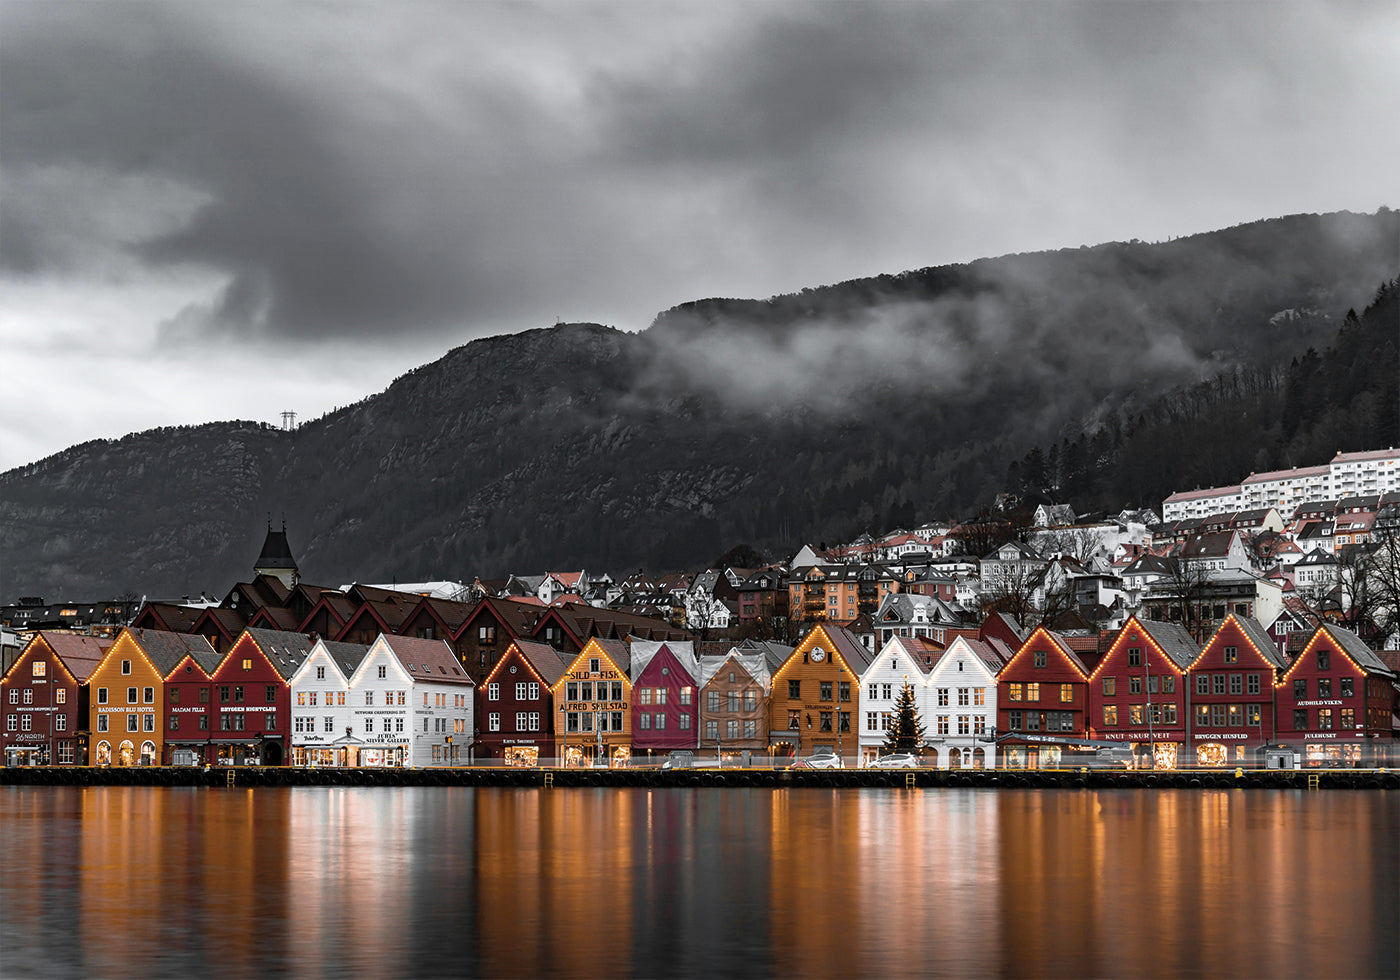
[2,1,1397,471]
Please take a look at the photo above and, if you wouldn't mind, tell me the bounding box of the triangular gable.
[1189,614,1288,672]
[999,626,1089,679]
[1089,616,1195,682]
[773,624,865,686]
[632,641,700,688]
[481,640,566,690]
[549,637,633,693]
[6,632,109,686]
[873,635,934,682]
[930,636,1000,682]
[1281,624,1394,683]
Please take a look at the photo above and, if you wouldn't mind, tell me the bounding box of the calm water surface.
[1,786,1396,978]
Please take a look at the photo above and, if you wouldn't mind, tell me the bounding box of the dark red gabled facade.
[475,641,566,766]
[996,626,1090,768]
[1,632,107,766]
[205,629,314,765]
[1086,617,1196,769]
[457,598,543,684]
[1275,624,1396,767]
[161,648,224,764]
[1184,614,1287,767]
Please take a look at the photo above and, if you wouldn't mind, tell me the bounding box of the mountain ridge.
[3,209,1397,599]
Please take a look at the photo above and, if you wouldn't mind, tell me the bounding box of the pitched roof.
[815,623,875,674]
[125,628,219,676]
[243,628,317,680]
[1316,623,1394,677]
[578,638,631,676]
[34,631,110,682]
[133,601,205,632]
[1232,615,1290,669]
[318,640,373,678]
[379,634,473,685]
[510,641,571,688]
[628,638,698,682]
[1134,619,1198,670]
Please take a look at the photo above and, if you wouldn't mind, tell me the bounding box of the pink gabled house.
[628,640,700,761]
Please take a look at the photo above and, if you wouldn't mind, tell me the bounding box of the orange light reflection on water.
[1,786,1395,978]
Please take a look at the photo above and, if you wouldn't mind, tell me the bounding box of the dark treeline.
[1008,279,1400,511]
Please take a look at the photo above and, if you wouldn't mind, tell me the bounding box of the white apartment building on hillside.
[1162,449,1400,521]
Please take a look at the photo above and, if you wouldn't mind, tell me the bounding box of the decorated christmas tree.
[882,681,926,755]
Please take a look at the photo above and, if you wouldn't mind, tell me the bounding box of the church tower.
[254,520,300,589]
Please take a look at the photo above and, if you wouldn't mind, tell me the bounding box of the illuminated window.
[31,661,46,677]
[56,689,66,704]
[23,690,32,705]
[1060,684,1073,703]
[1026,683,1040,702]
[788,710,800,730]
[1317,708,1333,730]
[957,715,970,735]
[1247,705,1261,726]
[1104,705,1118,726]
[242,659,252,671]
[939,687,951,705]
[938,715,950,735]
[958,688,969,706]
[1341,707,1355,729]
[680,687,693,705]
[1103,677,1116,696]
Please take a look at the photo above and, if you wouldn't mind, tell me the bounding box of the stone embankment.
[2,767,1396,790]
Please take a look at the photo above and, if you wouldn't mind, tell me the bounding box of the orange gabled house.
[86,628,217,766]
[549,638,632,767]
[767,624,871,760]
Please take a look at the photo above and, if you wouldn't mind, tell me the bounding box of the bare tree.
[1160,557,1214,643]
[1036,527,1104,566]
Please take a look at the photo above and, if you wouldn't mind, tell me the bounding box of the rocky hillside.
[3,209,1397,599]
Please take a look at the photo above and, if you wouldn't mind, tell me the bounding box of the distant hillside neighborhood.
[2,212,1397,601]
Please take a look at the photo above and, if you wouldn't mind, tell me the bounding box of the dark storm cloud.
[1,1,1397,470]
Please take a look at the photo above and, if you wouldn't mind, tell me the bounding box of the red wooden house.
[297,591,359,639]
[1274,623,1396,767]
[206,628,315,765]
[1184,614,1287,767]
[630,641,701,762]
[399,596,478,665]
[1,632,108,766]
[162,642,226,764]
[457,597,545,684]
[475,640,568,766]
[996,626,1091,769]
[190,607,248,655]
[129,601,204,633]
[333,596,415,646]
[1086,616,1196,769]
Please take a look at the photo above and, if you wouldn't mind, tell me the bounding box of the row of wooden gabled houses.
[5,609,1396,771]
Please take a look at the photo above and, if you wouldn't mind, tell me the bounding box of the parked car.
[867,753,919,769]
[791,752,843,770]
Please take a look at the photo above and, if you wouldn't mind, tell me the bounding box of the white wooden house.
[288,639,371,766]
[346,634,474,767]
[925,635,1010,769]
[857,637,936,766]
